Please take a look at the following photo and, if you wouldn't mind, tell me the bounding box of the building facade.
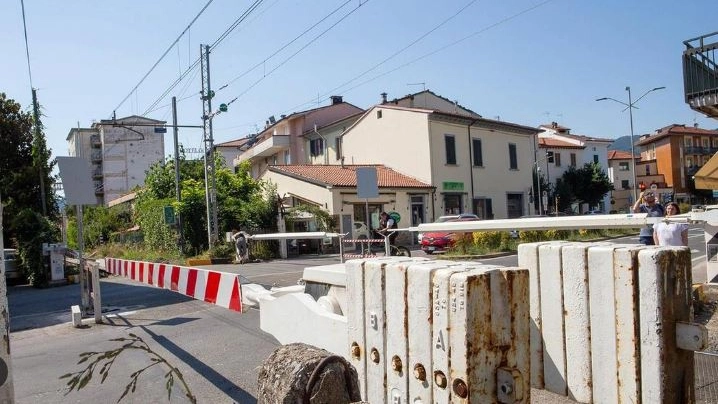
[67,115,165,205]
[340,99,539,220]
[636,124,718,203]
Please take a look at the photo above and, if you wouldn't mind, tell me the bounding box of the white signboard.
[356,167,379,199]
[57,157,97,205]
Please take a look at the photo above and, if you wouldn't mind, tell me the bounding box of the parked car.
[352,221,370,240]
[418,213,479,243]
[3,249,19,281]
[420,215,480,254]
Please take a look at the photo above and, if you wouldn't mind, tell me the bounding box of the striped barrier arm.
[105,258,242,312]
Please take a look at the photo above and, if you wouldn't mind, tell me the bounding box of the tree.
[556,162,613,211]
[1,92,59,286]
[137,152,274,255]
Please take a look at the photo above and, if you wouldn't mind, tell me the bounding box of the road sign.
[164,206,176,225]
[154,127,167,133]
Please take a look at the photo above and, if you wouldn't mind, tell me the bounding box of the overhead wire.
[215,0,354,92]
[141,0,266,116]
[113,0,214,116]
[276,0,553,116]
[220,0,370,110]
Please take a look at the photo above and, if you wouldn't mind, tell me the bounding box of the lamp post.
[596,86,665,202]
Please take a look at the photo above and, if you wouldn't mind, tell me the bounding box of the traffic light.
[546,151,554,163]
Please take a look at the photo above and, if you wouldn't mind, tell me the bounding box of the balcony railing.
[684,146,718,155]
[683,31,718,118]
[236,135,290,163]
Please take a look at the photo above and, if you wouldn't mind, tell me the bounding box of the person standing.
[632,190,665,245]
[653,202,688,246]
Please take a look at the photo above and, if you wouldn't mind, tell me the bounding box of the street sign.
[356,167,378,198]
[154,127,167,133]
[164,206,176,225]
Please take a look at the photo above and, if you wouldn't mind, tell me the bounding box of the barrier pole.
[91,264,102,323]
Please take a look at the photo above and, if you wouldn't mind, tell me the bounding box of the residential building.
[607,150,639,212]
[635,124,718,203]
[66,115,165,205]
[261,164,433,245]
[215,137,253,171]
[234,96,363,177]
[340,96,539,220]
[537,122,613,212]
[381,89,481,118]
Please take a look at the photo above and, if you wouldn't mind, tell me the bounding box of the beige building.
[339,101,539,220]
[67,115,165,205]
[261,164,433,244]
[234,96,363,177]
[607,150,638,212]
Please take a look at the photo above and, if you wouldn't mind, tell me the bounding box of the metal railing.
[683,32,718,116]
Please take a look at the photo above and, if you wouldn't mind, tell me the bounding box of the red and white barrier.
[105,258,242,312]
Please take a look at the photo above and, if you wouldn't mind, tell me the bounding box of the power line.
[19,0,33,88]
[113,0,215,116]
[278,0,554,116]
[215,0,354,93]
[221,0,370,110]
[141,0,266,116]
[209,0,264,50]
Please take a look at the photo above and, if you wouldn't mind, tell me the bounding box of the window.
[506,193,524,218]
[508,143,517,169]
[445,135,457,165]
[570,153,577,167]
[593,155,599,164]
[554,152,561,167]
[621,180,629,189]
[685,138,692,147]
[619,162,630,171]
[377,110,383,119]
[284,150,291,164]
[310,138,324,157]
[472,138,483,166]
[443,194,462,214]
[335,137,342,161]
[645,165,651,175]
[704,138,710,148]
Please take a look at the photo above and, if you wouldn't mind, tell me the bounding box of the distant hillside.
[607,136,632,152]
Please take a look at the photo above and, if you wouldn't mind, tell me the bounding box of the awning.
[694,152,718,189]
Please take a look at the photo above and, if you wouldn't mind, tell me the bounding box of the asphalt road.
[9,227,709,403]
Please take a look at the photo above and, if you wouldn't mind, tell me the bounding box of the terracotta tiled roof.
[607,150,637,160]
[538,138,583,149]
[636,124,718,146]
[268,164,432,188]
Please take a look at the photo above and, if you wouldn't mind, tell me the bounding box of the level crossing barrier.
[105,258,243,312]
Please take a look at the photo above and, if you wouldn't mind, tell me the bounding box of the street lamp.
[596,86,665,202]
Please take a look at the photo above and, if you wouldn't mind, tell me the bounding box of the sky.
[2,0,718,164]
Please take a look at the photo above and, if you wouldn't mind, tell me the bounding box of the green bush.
[208,242,234,260]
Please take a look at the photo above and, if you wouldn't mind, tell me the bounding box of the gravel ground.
[695,298,718,354]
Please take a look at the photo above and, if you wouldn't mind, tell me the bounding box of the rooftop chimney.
[694,122,699,128]
[551,121,558,128]
[381,92,387,104]
[330,95,343,105]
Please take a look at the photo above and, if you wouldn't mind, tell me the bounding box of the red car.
[420,215,479,254]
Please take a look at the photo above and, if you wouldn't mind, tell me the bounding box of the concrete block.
[71,305,82,327]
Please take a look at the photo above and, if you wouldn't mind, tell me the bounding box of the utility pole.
[200,44,219,246]
[172,97,184,253]
[31,88,47,216]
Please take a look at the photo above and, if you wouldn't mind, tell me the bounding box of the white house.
[339,98,539,220]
